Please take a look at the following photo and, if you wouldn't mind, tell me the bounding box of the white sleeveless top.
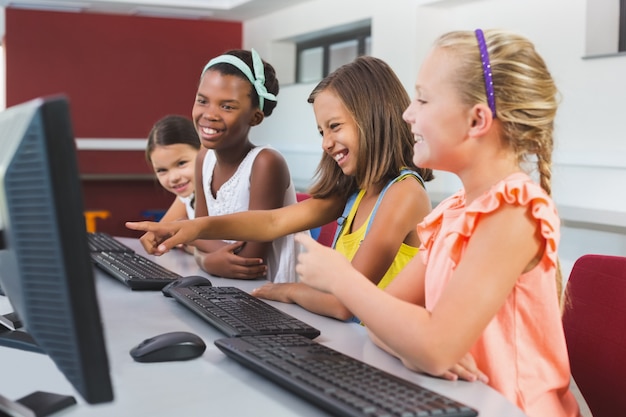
[202,146,298,283]
[178,194,195,220]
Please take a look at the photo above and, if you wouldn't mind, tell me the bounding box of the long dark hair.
[308,56,433,199]
[146,114,200,163]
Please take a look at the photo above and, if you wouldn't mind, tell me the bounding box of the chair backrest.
[315,218,338,248]
[562,254,626,417]
[295,193,337,247]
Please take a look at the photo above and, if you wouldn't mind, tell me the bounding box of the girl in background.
[145,114,200,253]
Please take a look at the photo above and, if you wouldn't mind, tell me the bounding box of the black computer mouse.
[162,275,212,297]
[129,331,206,363]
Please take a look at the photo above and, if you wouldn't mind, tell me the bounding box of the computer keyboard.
[167,286,321,339]
[87,232,135,253]
[215,334,478,417]
[91,251,182,290]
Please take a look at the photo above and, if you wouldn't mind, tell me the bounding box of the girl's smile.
[150,143,198,198]
[313,90,359,176]
[192,71,258,152]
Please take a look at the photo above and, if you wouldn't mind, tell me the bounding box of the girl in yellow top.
[292,29,581,417]
[127,56,433,320]
[330,168,423,290]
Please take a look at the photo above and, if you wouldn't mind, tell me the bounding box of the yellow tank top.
[334,188,418,289]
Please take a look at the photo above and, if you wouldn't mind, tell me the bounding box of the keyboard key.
[87,232,135,253]
[91,251,181,290]
[168,286,320,339]
[215,334,478,417]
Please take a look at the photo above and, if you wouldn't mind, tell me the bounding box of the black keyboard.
[91,251,182,290]
[87,232,135,253]
[215,334,478,417]
[168,286,320,339]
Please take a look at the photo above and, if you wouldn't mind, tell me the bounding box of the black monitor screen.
[0,96,114,408]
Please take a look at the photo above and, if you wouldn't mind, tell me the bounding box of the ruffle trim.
[418,173,559,269]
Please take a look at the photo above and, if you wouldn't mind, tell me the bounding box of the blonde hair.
[435,30,564,300]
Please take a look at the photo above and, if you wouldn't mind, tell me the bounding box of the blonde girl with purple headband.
[290,29,582,417]
[141,49,299,282]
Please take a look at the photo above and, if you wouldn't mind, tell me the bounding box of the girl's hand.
[251,282,298,303]
[195,242,267,280]
[295,233,353,293]
[439,352,489,383]
[177,243,195,255]
[126,220,196,255]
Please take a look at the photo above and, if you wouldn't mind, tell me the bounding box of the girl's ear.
[468,103,494,137]
[249,109,265,127]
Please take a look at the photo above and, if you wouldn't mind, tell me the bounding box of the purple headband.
[475,29,496,118]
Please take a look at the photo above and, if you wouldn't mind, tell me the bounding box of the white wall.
[242,0,626,271]
[0,8,5,111]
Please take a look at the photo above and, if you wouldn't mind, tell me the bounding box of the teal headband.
[202,48,277,111]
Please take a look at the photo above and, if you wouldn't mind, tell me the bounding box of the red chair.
[562,254,626,417]
[296,193,337,247]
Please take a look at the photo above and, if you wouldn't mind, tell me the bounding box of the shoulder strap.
[364,169,424,235]
[331,169,424,248]
[331,191,359,249]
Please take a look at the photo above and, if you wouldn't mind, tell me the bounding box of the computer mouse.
[129,331,206,363]
[162,275,212,297]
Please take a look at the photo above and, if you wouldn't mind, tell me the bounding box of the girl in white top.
[202,145,297,283]
[145,114,200,254]
[190,49,298,282]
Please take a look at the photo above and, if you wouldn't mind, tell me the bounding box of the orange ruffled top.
[417,172,581,417]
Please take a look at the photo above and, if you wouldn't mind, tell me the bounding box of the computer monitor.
[0,96,114,413]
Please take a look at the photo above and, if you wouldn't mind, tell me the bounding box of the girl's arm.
[158,198,189,223]
[137,191,189,252]
[252,282,354,320]
[231,148,295,259]
[192,148,208,218]
[186,150,243,261]
[351,177,430,284]
[194,148,342,258]
[127,195,343,255]
[296,203,542,376]
[127,146,345,255]
[188,148,216,253]
[254,177,430,320]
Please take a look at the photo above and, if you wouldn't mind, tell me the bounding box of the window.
[585,0,626,57]
[296,26,371,83]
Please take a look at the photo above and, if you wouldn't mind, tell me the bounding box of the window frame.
[295,26,371,83]
[617,0,626,52]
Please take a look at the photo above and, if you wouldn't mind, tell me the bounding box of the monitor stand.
[0,313,43,354]
[0,314,77,416]
[0,391,77,417]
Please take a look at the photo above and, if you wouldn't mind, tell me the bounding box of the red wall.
[5,8,241,237]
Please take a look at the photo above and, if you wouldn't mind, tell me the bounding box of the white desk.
[0,238,527,416]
